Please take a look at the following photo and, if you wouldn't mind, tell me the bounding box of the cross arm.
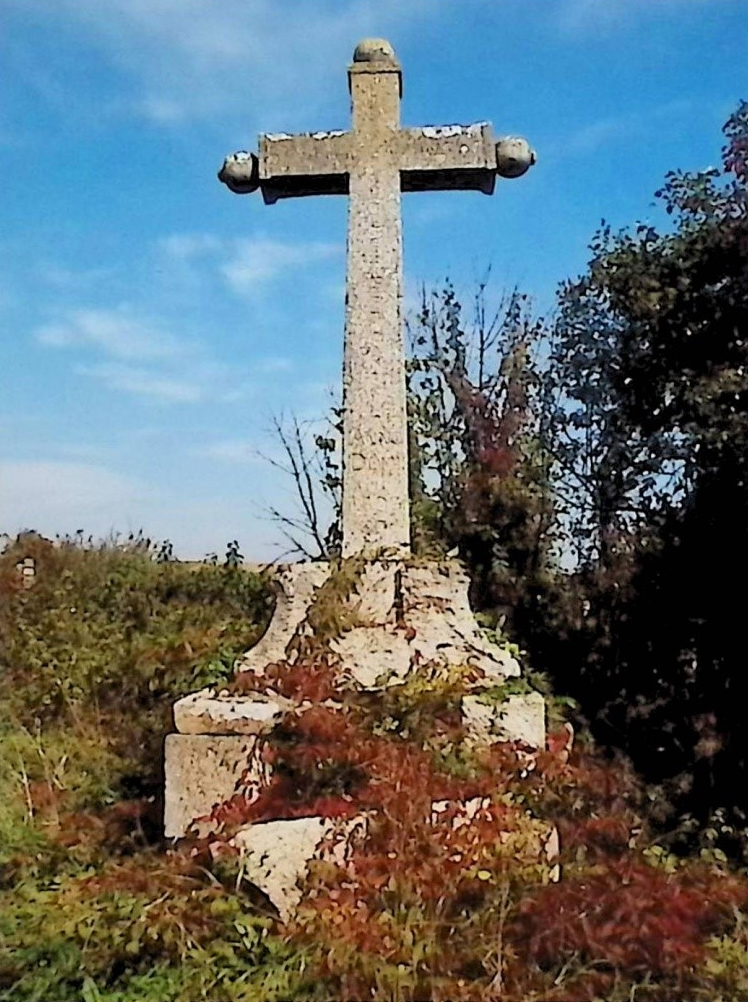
[396,123,498,194]
[258,131,351,204]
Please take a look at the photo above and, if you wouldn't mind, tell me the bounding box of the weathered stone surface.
[164,734,267,838]
[230,814,370,921]
[170,39,542,851]
[173,690,290,736]
[352,37,397,64]
[329,560,520,688]
[462,690,546,749]
[494,690,546,746]
[174,559,535,744]
[400,562,521,678]
[234,562,329,673]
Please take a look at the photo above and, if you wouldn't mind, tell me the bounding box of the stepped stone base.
[232,558,522,686]
[165,558,547,838]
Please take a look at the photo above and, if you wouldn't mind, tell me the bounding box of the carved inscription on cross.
[220,38,535,557]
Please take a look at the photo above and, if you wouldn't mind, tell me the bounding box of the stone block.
[462,690,546,748]
[173,690,290,736]
[495,691,546,746]
[230,814,369,921]
[164,734,267,838]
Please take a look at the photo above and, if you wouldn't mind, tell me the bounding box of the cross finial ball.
[352,38,399,66]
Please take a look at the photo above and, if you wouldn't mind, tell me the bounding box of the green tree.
[541,101,748,852]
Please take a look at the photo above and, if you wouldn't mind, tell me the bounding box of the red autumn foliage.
[510,857,748,977]
[558,813,637,858]
[229,656,342,703]
[194,657,748,1000]
[205,703,499,833]
[77,851,205,897]
[50,799,160,857]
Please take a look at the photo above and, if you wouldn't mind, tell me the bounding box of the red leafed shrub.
[510,857,748,977]
[482,738,644,825]
[558,813,638,858]
[229,656,342,703]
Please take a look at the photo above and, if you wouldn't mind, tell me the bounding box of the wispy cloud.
[41,264,116,290]
[158,233,221,260]
[4,0,447,125]
[0,460,153,535]
[560,114,639,158]
[36,306,187,360]
[75,362,205,403]
[222,238,339,295]
[195,439,263,464]
[33,301,257,404]
[558,0,707,34]
[158,231,341,297]
[551,99,698,159]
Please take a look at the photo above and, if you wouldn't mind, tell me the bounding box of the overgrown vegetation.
[0,533,300,1001]
[5,537,748,999]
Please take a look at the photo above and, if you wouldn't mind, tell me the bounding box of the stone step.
[165,690,546,839]
[218,800,559,921]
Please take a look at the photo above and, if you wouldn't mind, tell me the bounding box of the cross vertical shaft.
[342,48,409,557]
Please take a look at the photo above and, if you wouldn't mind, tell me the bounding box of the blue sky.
[1,0,746,560]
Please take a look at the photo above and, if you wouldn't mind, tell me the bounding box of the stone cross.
[219,38,535,558]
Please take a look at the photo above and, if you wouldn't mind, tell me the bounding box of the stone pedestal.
[165,557,546,841]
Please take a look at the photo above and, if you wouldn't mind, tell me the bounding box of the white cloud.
[158,233,221,260]
[41,264,115,289]
[0,460,155,538]
[75,362,204,403]
[551,99,699,159]
[0,458,300,561]
[36,306,187,360]
[257,357,293,374]
[195,440,263,464]
[558,0,707,33]
[222,237,339,295]
[33,301,254,404]
[158,231,340,297]
[561,114,639,157]
[3,0,446,125]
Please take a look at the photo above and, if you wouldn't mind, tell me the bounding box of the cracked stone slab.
[462,691,546,749]
[400,562,521,677]
[229,814,370,921]
[328,560,522,688]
